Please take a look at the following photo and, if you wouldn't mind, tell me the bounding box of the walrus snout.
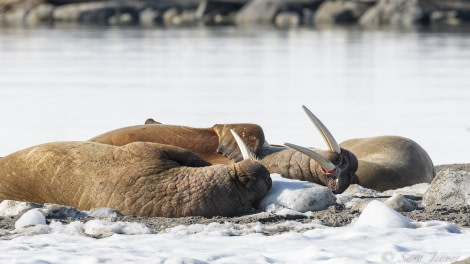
[324,149,358,194]
[235,159,272,192]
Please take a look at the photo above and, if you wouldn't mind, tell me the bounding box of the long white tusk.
[302,105,341,154]
[284,142,336,172]
[230,129,252,160]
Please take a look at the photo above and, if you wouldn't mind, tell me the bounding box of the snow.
[1,183,470,263]
[354,200,416,228]
[14,209,46,229]
[259,174,336,213]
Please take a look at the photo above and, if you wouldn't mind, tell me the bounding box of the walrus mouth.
[321,167,337,176]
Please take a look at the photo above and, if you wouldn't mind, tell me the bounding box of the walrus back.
[340,136,435,191]
[0,142,118,207]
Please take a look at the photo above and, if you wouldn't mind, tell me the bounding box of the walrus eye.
[239,175,255,188]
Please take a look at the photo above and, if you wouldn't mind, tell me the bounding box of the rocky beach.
[1,0,470,27]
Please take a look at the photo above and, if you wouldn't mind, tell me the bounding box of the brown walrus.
[90,106,359,194]
[0,133,272,217]
[340,136,435,191]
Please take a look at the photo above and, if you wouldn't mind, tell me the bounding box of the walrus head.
[230,129,272,207]
[284,105,359,194]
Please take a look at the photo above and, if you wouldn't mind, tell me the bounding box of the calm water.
[0,26,469,164]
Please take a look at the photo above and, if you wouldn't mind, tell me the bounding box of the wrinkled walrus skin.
[0,141,272,217]
[90,123,358,194]
[340,136,435,191]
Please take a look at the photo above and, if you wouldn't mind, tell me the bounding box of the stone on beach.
[423,169,470,207]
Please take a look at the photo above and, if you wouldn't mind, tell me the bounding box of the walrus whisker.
[284,143,336,172]
[302,105,341,154]
[230,129,253,160]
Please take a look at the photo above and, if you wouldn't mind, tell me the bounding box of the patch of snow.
[353,200,417,228]
[0,200,40,217]
[259,174,336,212]
[14,209,46,229]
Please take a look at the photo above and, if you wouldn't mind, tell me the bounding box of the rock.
[52,1,142,24]
[41,203,88,218]
[359,0,422,27]
[423,169,470,207]
[314,0,369,25]
[139,7,160,26]
[274,11,300,27]
[435,163,470,174]
[196,0,243,25]
[88,207,123,218]
[384,193,416,212]
[0,0,45,25]
[235,0,283,25]
[24,3,54,25]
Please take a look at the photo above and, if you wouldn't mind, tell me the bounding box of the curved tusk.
[302,105,341,154]
[284,142,336,172]
[230,129,252,160]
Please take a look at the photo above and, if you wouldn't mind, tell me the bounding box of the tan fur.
[0,141,271,217]
[90,123,358,194]
[89,124,265,165]
[340,136,435,191]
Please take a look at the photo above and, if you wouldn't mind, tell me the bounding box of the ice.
[14,209,46,229]
[259,174,336,213]
[0,200,40,217]
[353,200,416,228]
[83,219,152,236]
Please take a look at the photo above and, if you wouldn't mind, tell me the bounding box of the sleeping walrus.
[0,131,272,217]
[90,106,359,194]
[90,105,436,192]
[339,136,435,191]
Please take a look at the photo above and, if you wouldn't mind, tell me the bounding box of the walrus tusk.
[284,143,336,172]
[230,129,252,160]
[302,105,341,154]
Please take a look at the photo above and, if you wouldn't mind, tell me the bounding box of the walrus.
[339,136,435,191]
[140,111,436,191]
[0,131,272,217]
[90,106,358,194]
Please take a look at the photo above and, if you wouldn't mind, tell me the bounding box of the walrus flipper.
[213,124,265,162]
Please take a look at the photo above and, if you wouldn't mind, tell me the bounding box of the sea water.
[0,26,469,162]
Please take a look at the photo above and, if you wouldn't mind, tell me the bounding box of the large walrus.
[0,132,272,217]
[340,136,435,191]
[90,106,359,194]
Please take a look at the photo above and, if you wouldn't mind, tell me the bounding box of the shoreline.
[1,0,470,28]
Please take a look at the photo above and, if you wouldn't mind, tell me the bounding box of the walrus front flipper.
[213,124,265,162]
